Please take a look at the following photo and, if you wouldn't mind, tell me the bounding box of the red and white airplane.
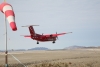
[21,25,72,44]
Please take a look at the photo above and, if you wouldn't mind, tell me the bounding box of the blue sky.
[0,0,100,50]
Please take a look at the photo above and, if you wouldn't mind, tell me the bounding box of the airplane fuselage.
[31,34,56,42]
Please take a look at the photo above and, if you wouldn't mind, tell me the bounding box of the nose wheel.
[37,41,39,44]
[52,41,55,44]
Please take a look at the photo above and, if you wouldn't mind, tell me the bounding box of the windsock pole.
[4,0,8,67]
[4,13,8,67]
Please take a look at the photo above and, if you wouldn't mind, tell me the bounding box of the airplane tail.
[22,25,39,36]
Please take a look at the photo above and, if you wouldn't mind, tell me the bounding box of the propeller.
[56,32,59,40]
[42,33,43,35]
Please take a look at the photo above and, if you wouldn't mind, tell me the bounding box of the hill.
[64,45,85,49]
[28,47,50,50]
[64,45,100,50]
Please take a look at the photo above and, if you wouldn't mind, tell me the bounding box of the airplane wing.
[43,32,72,37]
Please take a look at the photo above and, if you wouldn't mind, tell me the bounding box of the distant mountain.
[0,47,50,51]
[64,45,86,49]
[0,50,3,52]
[13,49,26,51]
[28,47,50,50]
[64,45,100,50]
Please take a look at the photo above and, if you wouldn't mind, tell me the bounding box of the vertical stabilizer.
[22,25,39,36]
[29,26,35,36]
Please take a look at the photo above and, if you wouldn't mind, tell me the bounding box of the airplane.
[21,25,72,44]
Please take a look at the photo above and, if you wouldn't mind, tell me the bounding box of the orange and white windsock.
[0,2,17,31]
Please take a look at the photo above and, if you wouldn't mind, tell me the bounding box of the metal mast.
[4,0,8,67]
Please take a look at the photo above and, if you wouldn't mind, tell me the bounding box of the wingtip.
[68,32,72,34]
[64,32,72,34]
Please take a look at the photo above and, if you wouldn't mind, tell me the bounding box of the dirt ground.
[0,49,100,67]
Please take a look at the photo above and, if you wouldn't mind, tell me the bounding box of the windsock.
[0,2,17,31]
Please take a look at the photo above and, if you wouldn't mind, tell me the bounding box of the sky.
[0,0,100,50]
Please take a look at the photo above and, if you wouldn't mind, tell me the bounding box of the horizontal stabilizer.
[22,25,39,27]
[20,35,31,38]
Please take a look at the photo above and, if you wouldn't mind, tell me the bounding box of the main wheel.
[37,41,39,44]
[52,41,55,43]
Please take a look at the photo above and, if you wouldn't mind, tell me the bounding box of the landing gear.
[52,41,55,44]
[37,41,39,44]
